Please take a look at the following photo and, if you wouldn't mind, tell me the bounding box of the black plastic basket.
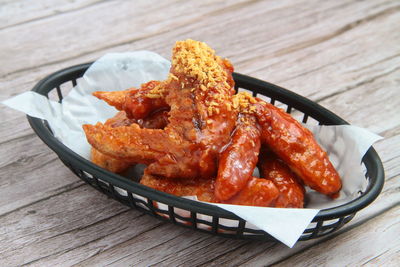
[27,63,384,242]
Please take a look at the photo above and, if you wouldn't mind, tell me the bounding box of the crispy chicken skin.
[93,81,169,120]
[226,177,279,207]
[141,172,279,207]
[90,111,134,172]
[91,148,132,173]
[90,110,169,172]
[140,170,216,202]
[92,90,129,111]
[84,40,237,179]
[259,150,305,208]
[215,114,262,201]
[255,101,342,197]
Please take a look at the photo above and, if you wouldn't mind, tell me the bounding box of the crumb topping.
[171,39,230,89]
[233,92,257,114]
[146,39,234,116]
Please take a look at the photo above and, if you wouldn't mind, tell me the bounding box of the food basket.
[27,63,385,242]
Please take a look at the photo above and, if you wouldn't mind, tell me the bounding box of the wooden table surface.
[1,0,399,266]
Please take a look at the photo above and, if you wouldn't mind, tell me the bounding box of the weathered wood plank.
[1,0,397,77]
[317,68,400,134]
[0,0,103,30]
[247,2,400,102]
[0,130,84,216]
[0,0,399,266]
[0,0,254,76]
[269,205,400,267]
[0,185,152,266]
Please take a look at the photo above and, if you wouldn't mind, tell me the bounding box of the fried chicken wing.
[93,90,129,111]
[138,109,169,129]
[90,110,170,172]
[84,39,237,179]
[93,80,168,120]
[141,172,279,207]
[140,171,216,202]
[90,111,135,172]
[124,81,169,119]
[145,40,238,178]
[215,114,261,201]
[259,151,305,208]
[255,101,342,197]
[84,123,168,162]
[226,177,279,207]
[91,147,132,173]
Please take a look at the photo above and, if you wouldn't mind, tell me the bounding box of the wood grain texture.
[269,205,400,267]
[0,0,103,30]
[0,0,399,266]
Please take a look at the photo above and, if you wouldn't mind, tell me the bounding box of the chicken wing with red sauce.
[140,171,216,202]
[84,40,237,179]
[259,150,305,208]
[92,80,168,120]
[215,114,261,201]
[255,101,341,197]
[141,172,279,207]
[90,110,170,172]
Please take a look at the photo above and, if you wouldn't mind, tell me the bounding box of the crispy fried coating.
[92,81,168,120]
[104,110,136,127]
[147,40,237,178]
[140,172,279,207]
[83,123,168,162]
[140,171,216,202]
[255,101,342,197]
[259,151,305,208]
[124,81,169,119]
[105,109,169,129]
[138,109,169,129]
[93,90,129,111]
[84,39,237,179]
[90,110,169,172]
[226,177,279,207]
[215,114,261,201]
[90,111,135,172]
[91,147,132,173]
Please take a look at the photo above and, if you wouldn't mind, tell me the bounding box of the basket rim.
[27,62,385,221]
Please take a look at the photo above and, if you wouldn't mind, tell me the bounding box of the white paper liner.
[2,52,382,247]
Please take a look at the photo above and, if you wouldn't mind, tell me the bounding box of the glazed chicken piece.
[226,177,279,207]
[215,113,262,201]
[93,80,169,120]
[140,171,279,207]
[90,111,135,173]
[259,150,305,208]
[255,100,342,197]
[140,170,216,202]
[83,40,237,179]
[90,110,169,173]
[91,147,132,173]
